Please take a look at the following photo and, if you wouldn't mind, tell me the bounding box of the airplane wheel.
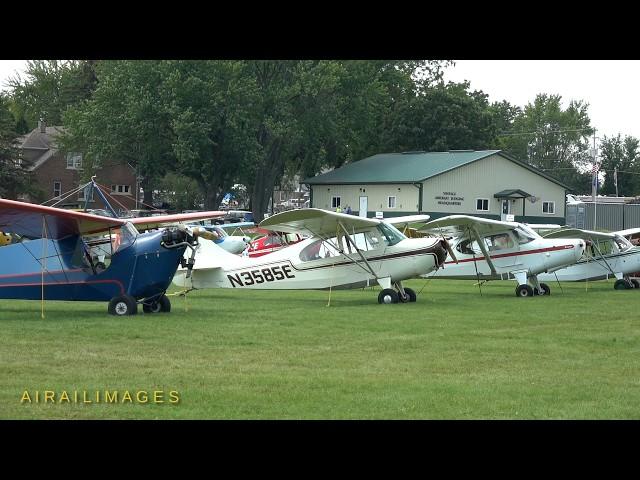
[614,279,631,290]
[515,285,534,297]
[143,295,171,313]
[632,279,640,289]
[95,262,106,273]
[399,288,417,303]
[539,283,551,295]
[378,289,399,304]
[158,295,171,312]
[108,295,138,316]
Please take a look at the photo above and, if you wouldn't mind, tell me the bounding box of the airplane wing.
[127,211,225,232]
[419,214,520,238]
[542,228,618,241]
[0,198,128,239]
[259,208,380,237]
[385,215,431,228]
[615,227,640,238]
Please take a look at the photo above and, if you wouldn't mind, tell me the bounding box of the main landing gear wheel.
[515,284,534,297]
[108,295,138,316]
[399,287,417,303]
[143,295,171,313]
[534,283,551,296]
[614,279,632,290]
[631,279,640,289]
[378,288,399,304]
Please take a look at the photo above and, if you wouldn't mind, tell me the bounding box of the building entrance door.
[501,199,512,221]
[359,196,368,218]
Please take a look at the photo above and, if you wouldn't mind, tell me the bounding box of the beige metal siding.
[311,184,419,212]
[422,154,566,218]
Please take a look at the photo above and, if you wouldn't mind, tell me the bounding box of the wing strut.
[470,226,497,275]
[337,221,380,281]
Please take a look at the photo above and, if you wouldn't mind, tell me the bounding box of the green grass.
[1,278,640,419]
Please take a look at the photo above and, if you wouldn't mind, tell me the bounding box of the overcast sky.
[2,59,639,141]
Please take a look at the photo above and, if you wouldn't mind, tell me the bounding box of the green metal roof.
[494,189,532,198]
[303,150,571,189]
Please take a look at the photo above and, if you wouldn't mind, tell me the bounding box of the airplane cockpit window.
[299,239,341,262]
[455,239,478,255]
[264,235,283,247]
[513,227,535,245]
[614,235,633,252]
[487,233,515,251]
[212,226,227,238]
[377,222,406,246]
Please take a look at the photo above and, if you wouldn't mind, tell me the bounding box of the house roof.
[18,126,66,171]
[303,150,571,190]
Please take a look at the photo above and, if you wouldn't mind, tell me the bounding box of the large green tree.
[7,60,98,130]
[599,135,640,196]
[0,94,33,199]
[498,93,594,192]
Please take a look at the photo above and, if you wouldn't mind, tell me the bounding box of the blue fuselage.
[0,230,186,302]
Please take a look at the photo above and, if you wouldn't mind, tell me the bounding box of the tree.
[377,80,499,153]
[0,94,33,199]
[599,135,640,196]
[61,60,175,206]
[7,60,98,130]
[498,93,594,192]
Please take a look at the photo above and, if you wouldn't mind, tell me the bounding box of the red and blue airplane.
[0,198,223,315]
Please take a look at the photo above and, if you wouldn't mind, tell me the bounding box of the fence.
[566,203,640,231]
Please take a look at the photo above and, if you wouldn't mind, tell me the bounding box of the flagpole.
[592,130,597,230]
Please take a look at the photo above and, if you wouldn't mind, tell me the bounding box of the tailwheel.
[515,284,534,297]
[399,287,417,303]
[108,295,138,316]
[143,295,171,313]
[378,288,399,304]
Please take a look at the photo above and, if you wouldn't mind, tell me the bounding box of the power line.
[499,128,593,136]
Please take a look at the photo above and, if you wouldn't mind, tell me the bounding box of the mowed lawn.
[1,278,639,419]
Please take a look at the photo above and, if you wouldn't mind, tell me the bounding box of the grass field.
[1,278,639,419]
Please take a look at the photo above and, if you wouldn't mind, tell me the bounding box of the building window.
[476,198,489,211]
[111,185,131,195]
[279,191,286,202]
[331,196,341,209]
[66,153,83,169]
[53,181,61,198]
[543,201,555,214]
[388,196,396,208]
[78,185,94,201]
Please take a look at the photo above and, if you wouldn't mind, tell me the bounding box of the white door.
[359,196,368,218]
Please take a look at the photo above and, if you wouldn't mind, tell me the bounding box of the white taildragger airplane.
[537,227,640,289]
[172,208,451,304]
[419,215,586,297]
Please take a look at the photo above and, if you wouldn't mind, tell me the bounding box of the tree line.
[2,60,640,217]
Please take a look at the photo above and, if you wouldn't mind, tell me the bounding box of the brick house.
[19,121,138,213]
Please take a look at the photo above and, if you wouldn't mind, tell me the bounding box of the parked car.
[214,210,255,224]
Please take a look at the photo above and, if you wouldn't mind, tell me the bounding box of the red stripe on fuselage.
[445,244,575,265]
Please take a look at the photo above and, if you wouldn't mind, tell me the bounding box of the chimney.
[38,119,46,133]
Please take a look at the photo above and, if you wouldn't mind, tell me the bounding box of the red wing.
[127,211,225,231]
[0,198,127,239]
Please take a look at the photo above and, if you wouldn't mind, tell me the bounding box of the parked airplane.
[537,227,640,289]
[419,215,586,297]
[0,198,223,315]
[173,209,448,304]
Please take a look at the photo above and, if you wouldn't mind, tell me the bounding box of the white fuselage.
[538,241,640,282]
[174,234,446,290]
[423,232,585,281]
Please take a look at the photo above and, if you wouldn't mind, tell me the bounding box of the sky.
[2,59,640,141]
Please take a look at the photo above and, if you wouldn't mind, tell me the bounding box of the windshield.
[377,222,406,246]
